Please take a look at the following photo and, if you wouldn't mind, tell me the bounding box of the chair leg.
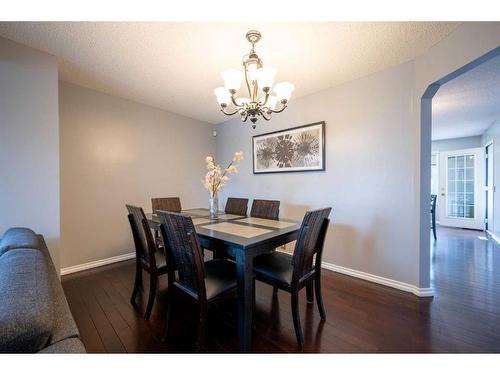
[252,279,257,330]
[162,290,173,341]
[306,282,314,304]
[432,212,437,240]
[196,305,207,352]
[315,274,326,321]
[144,273,157,320]
[130,261,142,306]
[291,290,304,347]
[273,286,279,297]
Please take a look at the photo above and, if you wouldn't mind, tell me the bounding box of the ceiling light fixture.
[214,30,294,128]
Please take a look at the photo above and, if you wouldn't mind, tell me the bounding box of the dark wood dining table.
[146,208,300,352]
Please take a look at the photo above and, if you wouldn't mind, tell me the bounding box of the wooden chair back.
[225,197,249,216]
[431,194,437,213]
[126,204,158,270]
[158,211,206,300]
[291,207,332,286]
[151,197,182,213]
[250,199,280,220]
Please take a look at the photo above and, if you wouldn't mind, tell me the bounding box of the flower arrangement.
[202,151,243,219]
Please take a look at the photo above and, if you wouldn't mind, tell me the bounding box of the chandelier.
[214,30,294,128]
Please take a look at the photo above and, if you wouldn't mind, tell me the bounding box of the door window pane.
[465,193,474,205]
[447,154,475,219]
[466,168,474,180]
[466,155,474,168]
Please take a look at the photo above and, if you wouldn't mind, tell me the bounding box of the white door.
[439,148,485,230]
[486,143,494,231]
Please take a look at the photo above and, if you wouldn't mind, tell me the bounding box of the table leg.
[236,251,253,352]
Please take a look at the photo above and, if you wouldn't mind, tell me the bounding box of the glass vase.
[209,191,219,220]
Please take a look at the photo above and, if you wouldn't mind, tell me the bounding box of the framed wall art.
[252,121,326,174]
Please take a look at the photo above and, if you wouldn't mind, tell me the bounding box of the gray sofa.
[0,227,86,353]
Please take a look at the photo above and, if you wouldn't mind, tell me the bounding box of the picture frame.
[252,121,326,174]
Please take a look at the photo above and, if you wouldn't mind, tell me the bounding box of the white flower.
[233,151,244,162]
[226,165,238,173]
[202,151,241,194]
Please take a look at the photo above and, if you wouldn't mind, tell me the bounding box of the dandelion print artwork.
[252,122,325,173]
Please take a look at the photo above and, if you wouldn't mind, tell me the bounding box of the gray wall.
[482,119,500,236]
[432,136,482,152]
[216,23,500,293]
[59,82,216,269]
[414,22,500,289]
[0,37,60,271]
[217,61,418,287]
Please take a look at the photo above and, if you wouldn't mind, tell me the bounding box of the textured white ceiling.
[432,54,500,140]
[0,22,461,124]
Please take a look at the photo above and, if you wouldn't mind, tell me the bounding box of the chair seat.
[204,259,237,300]
[253,251,293,286]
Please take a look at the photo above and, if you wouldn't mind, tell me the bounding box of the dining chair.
[225,197,249,216]
[431,194,437,240]
[151,197,182,246]
[250,199,280,220]
[158,211,238,351]
[253,207,332,347]
[126,204,168,320]
[151,197,182,213]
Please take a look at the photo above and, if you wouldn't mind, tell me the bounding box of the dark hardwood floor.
[61,226,500,353]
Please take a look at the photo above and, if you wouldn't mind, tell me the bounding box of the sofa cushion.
[38,337,86,354]
[0,227,40,256]
[0,249,54,353]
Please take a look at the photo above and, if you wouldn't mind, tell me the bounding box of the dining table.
[146,208,301,352]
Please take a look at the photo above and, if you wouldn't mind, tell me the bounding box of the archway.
[419,46,500,294]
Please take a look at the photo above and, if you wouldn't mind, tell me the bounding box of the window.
[447,155,475,218]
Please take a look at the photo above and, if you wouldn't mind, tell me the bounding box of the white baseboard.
[487,230,500,245]
[321,261,434,297]
[60,252,135,276]
[60,251,434,298]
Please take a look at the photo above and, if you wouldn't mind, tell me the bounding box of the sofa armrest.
[0,249,54,353]
[0,227,40,256]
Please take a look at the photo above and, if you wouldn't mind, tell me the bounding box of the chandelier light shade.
[214,30,294,128]
[214,87,231,106]
[274,82,295,102]
[222,69,244,91]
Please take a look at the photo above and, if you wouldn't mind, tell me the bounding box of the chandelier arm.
[252,81,259,102]
[221,107,240,116]
[242,112,249,122]
[261,111,272,121]
[243,59,253,98]
[269,103,288,114]
[260,91,270,106]
[230,93,240,107]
